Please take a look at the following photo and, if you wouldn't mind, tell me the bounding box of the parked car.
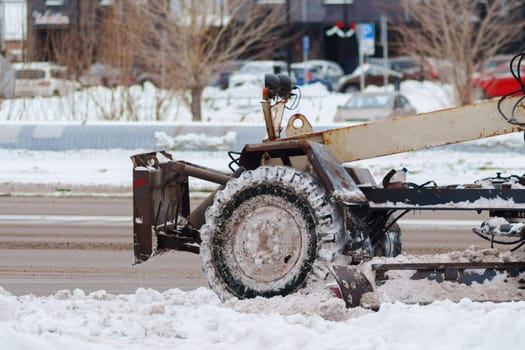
[13,62,80,97]
[290,62,331,90]
[473,61,524,99]
[291,60,344,91]
[0,54,15,98]
[334,91,416,122]
[368,56,439,82]
[228,60,288,87]
[473,55,514,77]
[336,63,403,93]
[209,60,246,90]
[80,63,124,87]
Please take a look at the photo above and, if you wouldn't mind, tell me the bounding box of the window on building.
[4,0,27,41]
[257,0,285,4]
[324,0,355,4]
[45,0,64,6]
[16,69,45,80]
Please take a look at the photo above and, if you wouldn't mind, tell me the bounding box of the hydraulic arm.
[276,95,524,163]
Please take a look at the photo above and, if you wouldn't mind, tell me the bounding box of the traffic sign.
[358,22,375,55]
[303,35,310,61]
[303,35,309,54]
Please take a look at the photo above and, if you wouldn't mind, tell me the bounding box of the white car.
[228,60,288,87]
[290,60,344,91]
[13,62,80,97]
[291,60,344,91]
[336,63,403,93]
[334,91,417,122]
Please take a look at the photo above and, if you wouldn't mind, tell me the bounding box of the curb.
[0,182,132,197]
[0,182,214,199]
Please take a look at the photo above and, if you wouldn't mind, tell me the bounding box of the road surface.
[0,195,497,296]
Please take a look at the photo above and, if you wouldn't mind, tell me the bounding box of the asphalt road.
[0,195,496,297]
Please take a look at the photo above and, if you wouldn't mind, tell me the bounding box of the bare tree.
[22,1,292,122]
[96,3,149,85]
[135,0,290,121]
[45,2,100,79]
[387,0,525,105]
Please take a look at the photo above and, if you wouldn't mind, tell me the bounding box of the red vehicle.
[473,61,525,99]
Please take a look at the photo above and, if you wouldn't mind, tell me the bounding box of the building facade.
[21,0,395,71]
[1,0,27,61]
[268,0,395,73]
[25,0,113,62]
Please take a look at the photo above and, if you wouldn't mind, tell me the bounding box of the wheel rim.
[373,229,402,257]
[228,195,305,282]
[213,186,316,297]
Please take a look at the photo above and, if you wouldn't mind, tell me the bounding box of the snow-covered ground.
[1,80,524,349]
[2,286,524,350]
[0,80,523,190]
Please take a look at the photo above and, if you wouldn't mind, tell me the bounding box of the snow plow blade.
[330,259,525,308]
[329,265,374,308]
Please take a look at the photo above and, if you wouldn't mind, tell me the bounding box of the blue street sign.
[358,23,375,56]
[361,23,375,40]
[302,35,310,60]
[303,35,310,54]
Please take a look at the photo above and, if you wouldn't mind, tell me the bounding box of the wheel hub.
[229,196,305,282]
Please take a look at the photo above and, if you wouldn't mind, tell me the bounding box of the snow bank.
[0,79,455,123]
[1,286,524,350]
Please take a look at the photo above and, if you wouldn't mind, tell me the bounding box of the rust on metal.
[132,168,156,264]
[239,140,366,202]
[285,113,314,138]
[372,261,525,285]
[131,152,238,263]
[330,265,374,308]
[277,96,524,163]
[176,161,232,185]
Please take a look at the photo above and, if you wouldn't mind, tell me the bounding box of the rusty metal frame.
[330,261,525,308]
[131,152,234,264]
[239,140,367,203]
[280,96,525,164]
[362,187,525,211]
[372,261,525,285]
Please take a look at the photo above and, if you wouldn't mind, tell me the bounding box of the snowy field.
[1,80,525,349]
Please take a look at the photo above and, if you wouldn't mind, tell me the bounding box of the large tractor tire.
[200,166,346,300]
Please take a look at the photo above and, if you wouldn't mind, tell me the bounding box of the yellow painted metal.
[285,113,314,138]
[281,96,525,163]
[262,99,287,141]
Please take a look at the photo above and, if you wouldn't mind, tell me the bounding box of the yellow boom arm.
[276,96,524,163]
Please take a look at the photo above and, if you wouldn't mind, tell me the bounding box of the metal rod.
[177,162,232,185]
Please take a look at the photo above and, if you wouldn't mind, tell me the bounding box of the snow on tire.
[200,166,345,300]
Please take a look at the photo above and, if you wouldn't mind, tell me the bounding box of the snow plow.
[131,63,525,307]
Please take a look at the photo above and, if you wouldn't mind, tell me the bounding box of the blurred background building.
[2,1,525,74]
[1,0,27,61]
[2,0,399,73]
